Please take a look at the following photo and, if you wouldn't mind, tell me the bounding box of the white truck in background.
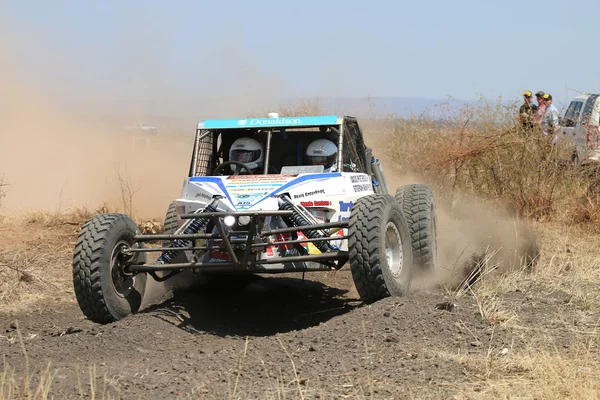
[558,93,600,164]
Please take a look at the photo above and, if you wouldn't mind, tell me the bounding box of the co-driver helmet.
[306,139,338,171]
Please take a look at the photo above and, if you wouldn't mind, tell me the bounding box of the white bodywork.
[170,171,375,267]
[557,94,600,163]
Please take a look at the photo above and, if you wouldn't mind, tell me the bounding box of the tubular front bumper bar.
[126,209,350,276]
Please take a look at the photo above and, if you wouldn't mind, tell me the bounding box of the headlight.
[223,216,236,227]
[238,216,251,226]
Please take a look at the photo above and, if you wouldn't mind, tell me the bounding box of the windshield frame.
[189,123,345,177]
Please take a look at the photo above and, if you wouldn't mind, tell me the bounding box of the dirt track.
[1,265,580,399]
[1,211,597,399]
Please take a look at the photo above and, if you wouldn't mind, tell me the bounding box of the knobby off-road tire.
[348,194,414,302]
[73,213,147,324]
[163,201,180,239]
[161,201,190,274]
[395,184,438,271]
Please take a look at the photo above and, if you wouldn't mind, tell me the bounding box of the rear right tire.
[395,184,438,271]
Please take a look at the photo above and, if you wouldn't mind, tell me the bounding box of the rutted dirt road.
[1,268,579,399]
[1,213,597,399]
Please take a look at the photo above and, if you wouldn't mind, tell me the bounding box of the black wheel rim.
[110,241,135,298]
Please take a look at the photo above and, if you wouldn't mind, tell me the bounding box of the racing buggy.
[72,114,438,324]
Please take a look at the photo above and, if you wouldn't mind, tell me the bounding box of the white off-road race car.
[72,114,439,324]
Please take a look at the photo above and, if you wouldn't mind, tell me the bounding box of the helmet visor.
[310,156,330,166]
[309,154,337,168]
[231,149,259,163]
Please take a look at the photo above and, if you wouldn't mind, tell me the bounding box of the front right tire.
[348,194,414,302]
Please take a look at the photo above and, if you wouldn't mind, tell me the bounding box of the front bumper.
[124,209,349,280]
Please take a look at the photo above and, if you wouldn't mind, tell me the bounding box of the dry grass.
[0,209,85,310]
[419,222,600,399]
[0,204,161,312]
[1,322,120,400]
[1,323,55,400]
[432,338,600,400]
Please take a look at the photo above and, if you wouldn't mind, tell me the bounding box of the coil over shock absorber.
[157,203,218,264]
[278,197,338,253]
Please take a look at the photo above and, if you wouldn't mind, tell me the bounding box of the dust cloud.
[369,140,540,291]
[0,22,284,219]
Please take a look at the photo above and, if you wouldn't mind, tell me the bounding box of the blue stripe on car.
[200,116,340,129]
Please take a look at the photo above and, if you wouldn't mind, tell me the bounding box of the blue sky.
[2,0,599,116]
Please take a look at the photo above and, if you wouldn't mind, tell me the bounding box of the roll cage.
[187,115,370,177]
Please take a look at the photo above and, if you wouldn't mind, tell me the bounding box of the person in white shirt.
[542,93,560,140]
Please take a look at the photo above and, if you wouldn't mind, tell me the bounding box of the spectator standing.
[534,90,546,126]
[519,90,538,130]
[542,93,560,140]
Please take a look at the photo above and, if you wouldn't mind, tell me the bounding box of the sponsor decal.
[350,175,370,184]
[227,174,296,182]
[339,200,354,212]
[300,200,332,207]
[353,184,372,192]
[266,233,299,257]
[202,115,339,129]
[208,245,232,262]
[293,189,326,199]
[249,118,302,126]
[194,192,211,200]
[338,200,354,221]
[227,183,281,187]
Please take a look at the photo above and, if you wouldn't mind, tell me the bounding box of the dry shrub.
[0,174,8,209]
[370,96,600,225]
[567,165,600,227]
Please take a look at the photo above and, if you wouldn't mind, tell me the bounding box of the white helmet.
[229,137,264,172]
[306,139,338,171]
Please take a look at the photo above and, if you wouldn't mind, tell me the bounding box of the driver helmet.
[229,137,264,173]
[306,139,338,172]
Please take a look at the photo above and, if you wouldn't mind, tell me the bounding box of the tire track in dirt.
[1,271,527,399]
